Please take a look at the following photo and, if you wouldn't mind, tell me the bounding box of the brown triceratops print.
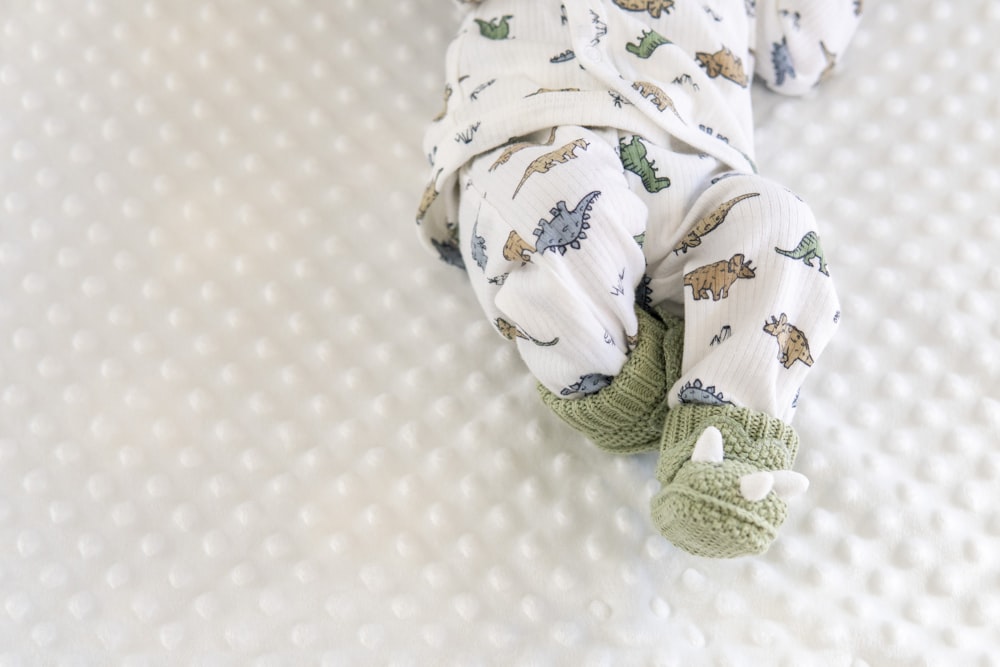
[763,314,814,368]
[612,0,675,19]
[512,138,590,198]
[695,47,749,87]
[683,253,756,301]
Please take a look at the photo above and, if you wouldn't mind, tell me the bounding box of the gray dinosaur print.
[533,190,602,256]
[635,274,653,310]
[561,373,613,396]
[432,238,465,269]
[470,222,488,271]
[678,379,734,406]
[775,231,829,276]
[771,37,796,86]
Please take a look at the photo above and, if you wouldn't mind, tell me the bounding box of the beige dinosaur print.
[819,42,838,83]
[512,138,590,198]
[763,313,814,368]
[489,128,558,172]
[496,317,524,341]
[524,87,582,98]
[502,230,535,263]
[673,192,760,254]
[631,80,683,121]
[612,0,675,19]
[683,253,756,301]
[432,84,452,122]
[416,169,443,223]
[496,317,559,346]
[695,47,749,87]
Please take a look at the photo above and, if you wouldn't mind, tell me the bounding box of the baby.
[416,0,861,557]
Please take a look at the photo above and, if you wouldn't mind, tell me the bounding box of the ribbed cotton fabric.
[418,0,863,253]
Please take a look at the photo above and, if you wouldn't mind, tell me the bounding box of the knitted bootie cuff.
[538,306,683,454]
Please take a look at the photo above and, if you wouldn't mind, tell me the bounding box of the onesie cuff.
[538,305,683,454]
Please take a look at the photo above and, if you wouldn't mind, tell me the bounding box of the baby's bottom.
[457,126,839,422]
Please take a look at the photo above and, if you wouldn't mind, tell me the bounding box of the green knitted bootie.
[537,306,683,454]
[651,404,808,558]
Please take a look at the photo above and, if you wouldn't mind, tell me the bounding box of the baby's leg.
[642,172,840,557]
[648,173,840,422]
[457,126,681,451]
[458,126,649,397]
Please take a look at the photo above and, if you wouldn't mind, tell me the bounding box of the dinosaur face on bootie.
[651,405,808,558]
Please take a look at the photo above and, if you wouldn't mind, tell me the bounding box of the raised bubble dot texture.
[0,0,997,664]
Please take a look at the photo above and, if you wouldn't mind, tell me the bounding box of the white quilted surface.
[1,1,998,664]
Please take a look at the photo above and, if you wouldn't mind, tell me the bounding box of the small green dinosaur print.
[612,0,675,19]
[475,15,513,40]
[775,231,829,276]
[625,29,671,59]
[619,135,671,193]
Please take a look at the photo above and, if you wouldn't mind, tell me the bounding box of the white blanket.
[0,0,995,663]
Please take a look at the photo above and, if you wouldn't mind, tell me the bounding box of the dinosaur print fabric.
[458,125,840,419]
[423,0,859,420]
[417,0,862,251]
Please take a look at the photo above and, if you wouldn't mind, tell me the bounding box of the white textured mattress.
[1,1,998,664]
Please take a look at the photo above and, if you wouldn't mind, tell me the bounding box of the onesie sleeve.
[754,0,862,96]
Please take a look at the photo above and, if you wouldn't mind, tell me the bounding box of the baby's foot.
[651,404,808,558]
[537,305,683,453]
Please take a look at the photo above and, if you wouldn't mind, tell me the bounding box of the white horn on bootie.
[691,427,724,463]
[739,470,809,502]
